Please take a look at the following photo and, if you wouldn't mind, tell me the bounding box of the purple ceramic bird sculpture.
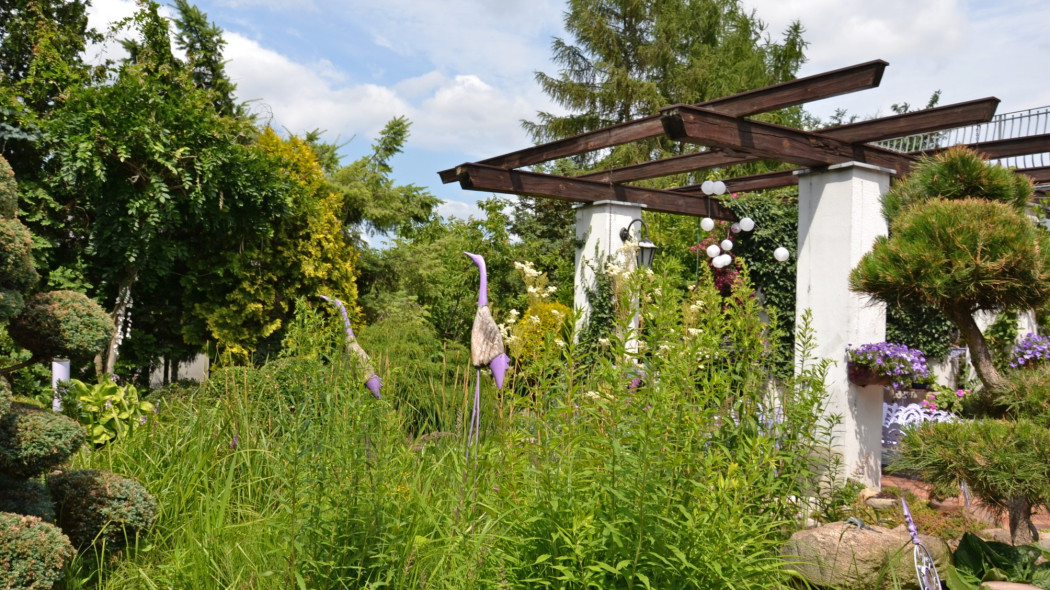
[465,252,510,455]
[321,295,382,399]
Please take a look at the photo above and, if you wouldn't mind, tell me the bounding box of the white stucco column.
[51,359,70,412]
[574,201,646,333]
[796,162,892,489]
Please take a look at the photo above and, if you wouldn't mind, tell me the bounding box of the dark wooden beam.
[1018,166,1050,184]
[925,134,1050,160]
[820,97,999,143]
[579,147,756,184]
[454,163,737,220]
[676,169,799,194]
[579,98,1000,184]
[676,156,1050,197]
[437,60,888,183]
[662,105,916,173]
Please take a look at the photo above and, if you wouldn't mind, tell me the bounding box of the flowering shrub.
[1009,332,1050,369]
[847,341,932,389]
[502,261,570,366]
[921,385,969,415]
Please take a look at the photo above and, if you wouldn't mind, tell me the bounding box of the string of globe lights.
[698,179,791,268]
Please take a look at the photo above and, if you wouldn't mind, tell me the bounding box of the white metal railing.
[876,106,1050,170]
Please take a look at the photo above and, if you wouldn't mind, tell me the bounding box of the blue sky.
[87,0,1050,221]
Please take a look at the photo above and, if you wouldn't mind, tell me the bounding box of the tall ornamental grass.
[62,263,833,589]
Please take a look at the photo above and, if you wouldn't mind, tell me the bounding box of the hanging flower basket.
[847,362,892,387]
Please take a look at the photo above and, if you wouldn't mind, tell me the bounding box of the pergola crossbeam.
[437,60,888,183]
[661,105,915,173]
[580,97,999,184]
[454,163,737,220]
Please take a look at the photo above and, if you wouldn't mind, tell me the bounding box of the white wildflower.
[687,328,702,336]
[550,309,564,319]
[554,338,566,348]
[528,315,541,325]
[598,337,610,347]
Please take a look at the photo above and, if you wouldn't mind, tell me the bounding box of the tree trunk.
[945,306,1007,396]
[1007,494,1039,545]
[95,270,137,377]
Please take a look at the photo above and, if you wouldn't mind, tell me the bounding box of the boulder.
[782,521,951,589]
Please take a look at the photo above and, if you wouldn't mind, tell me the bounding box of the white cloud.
[742,0,1049,120]
[437,199,483,221]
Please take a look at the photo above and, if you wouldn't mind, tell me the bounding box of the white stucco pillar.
[574,201,646,333]
[51,359,70,412]
[796,162,892,489]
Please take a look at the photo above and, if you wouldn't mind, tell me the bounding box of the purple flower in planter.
[321,295,382,399]
[847,342,932,390]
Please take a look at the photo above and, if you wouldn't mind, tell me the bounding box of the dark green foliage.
[886,302,956,364]
[0,377,10,416]
[948,532,1050,589]
[0,475,54,522]
[999,367,1050,427]
[7,290,114,361]
[852,199,1050,314]
[720,190,798,375]
[358,297,471,434]
[0,403,85,478]
[0,218,39,294]
[0,512,75,590]
[526,0,806,153]
[47,469,157,549]
[892,419,1050,544]
[985,310,1019,372]
[882,147,1034,223]
[0,154,17,218]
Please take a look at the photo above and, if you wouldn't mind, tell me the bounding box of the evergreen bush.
[0,403,85,478]
[7,290,114,361]
[0,512,75,590]
[0,476,55,522]
[48,469,157,549]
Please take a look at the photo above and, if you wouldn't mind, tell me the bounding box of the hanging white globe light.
[738,217,755,232]
[712,180,727,195]
[720,239,733,251]
[730,223,741,233]
[711,256,725,269]
[706,244,721,258]
[701,180,715,194]
[773,247,790,262]
[700,217,715,232]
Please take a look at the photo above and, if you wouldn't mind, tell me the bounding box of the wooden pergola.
[438,60,1050,219]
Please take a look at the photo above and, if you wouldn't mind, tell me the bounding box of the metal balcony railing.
[876,106,1050,170]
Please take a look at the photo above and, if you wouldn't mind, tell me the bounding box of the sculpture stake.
[320,295,381,399]
[901,496,941,590]
[464,252,510,457]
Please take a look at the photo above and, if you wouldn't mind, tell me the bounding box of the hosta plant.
[59,378,154,445]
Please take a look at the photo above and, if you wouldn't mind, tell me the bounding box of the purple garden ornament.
[464,252,510,456]
[901,496,941,590]
[320,295,382,399]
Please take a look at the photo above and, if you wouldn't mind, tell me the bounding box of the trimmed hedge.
[0,403,85,478]
[48,469,157,549]
[0,153,16,218]
[0,475,55,522]
[0,512,74,590]
[7,290,114,361]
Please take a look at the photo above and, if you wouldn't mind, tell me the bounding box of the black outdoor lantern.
[619,218,658,269]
